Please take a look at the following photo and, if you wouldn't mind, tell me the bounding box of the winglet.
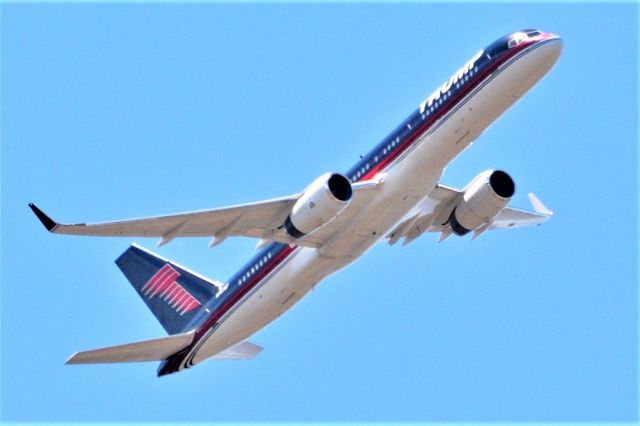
[28,203,59,232]
[528,193,553,216]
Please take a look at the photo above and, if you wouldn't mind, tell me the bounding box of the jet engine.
[284,173,353,239]
[449,170,515,236]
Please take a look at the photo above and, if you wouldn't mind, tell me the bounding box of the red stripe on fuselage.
[193,245,296,341]
[158,245,296,375]
[358,38,540,182]
[161,36,554,375]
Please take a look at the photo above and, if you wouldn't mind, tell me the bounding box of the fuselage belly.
[183,32,562,370]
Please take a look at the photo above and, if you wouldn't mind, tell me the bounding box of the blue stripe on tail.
[115,244,220,334]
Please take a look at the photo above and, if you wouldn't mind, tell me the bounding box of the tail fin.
[116,244,226,334]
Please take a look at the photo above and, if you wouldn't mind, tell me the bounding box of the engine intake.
[489,170,515,198]
[450,170,515,236]
[284,173,353,239]
[327,173,353,201]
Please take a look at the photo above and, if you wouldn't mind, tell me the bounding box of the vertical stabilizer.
[116,244,223,334]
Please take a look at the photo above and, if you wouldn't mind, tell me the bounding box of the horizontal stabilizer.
[212,341,263,360]
[66,330,195,364]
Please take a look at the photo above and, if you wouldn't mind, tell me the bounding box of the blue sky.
[1,3,637,423]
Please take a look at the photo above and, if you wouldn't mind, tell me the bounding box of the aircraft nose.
[541,34,563,65]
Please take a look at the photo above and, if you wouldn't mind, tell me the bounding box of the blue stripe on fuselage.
[345,36,553,183]
[159,35,555,376]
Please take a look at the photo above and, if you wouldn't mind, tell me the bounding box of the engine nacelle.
[450,170,515,236]
[284,173,353,239]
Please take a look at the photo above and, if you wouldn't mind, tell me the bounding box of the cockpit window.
[485,36,508,58]
[485,30,539,59]
[508,32,528,49]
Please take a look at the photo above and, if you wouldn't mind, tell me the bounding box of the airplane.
[30,29,562,376]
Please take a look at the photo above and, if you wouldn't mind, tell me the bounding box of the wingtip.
[527,193,553,216]
[65,352,79,365]
[28,203,58,232]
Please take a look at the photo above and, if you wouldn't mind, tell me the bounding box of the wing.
[490,207,551,230]
[29,180,380,249]
[386,184,459,246]
[278,179,380,247]
[29,195,297,246]
[387,186,553,246]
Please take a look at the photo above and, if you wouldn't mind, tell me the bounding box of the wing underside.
[29,180,380,249]
[30,177,549,249]
[387,186,553,246]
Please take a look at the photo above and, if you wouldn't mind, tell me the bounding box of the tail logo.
[140,264,201,315]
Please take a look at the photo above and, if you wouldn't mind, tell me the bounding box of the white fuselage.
[183,34,562,369]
